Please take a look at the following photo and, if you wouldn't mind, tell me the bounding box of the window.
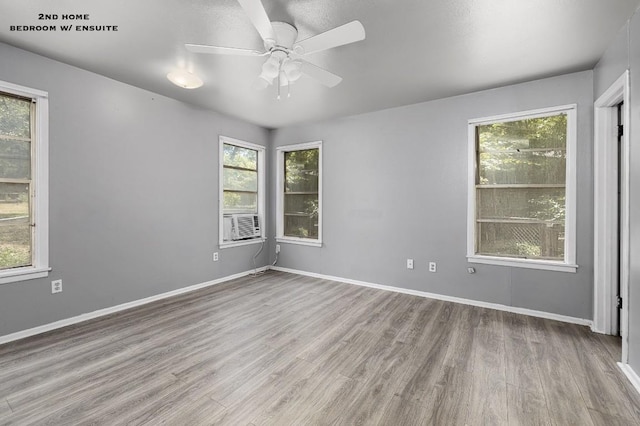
[467,105,577,272]
[0,80,49,284]
[276,141,322,247]
[219,136,265,247]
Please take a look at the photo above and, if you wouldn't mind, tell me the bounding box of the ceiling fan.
[185,0,365,97]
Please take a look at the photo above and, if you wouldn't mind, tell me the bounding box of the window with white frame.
[0,81,49,284]
[276,141,322,246]
[467,105,577,272]
[219,136,265,246]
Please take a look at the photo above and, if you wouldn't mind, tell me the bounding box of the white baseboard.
[0,266,269,345]
[1,264,592,346]
[618,362,640,395]
[270,266,592,327]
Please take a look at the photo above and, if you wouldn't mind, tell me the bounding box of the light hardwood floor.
[1,270,639,425]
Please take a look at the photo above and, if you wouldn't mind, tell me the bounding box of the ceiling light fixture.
[167,69,203,89]
[282,59,302,82]
[258,54,303,99]
[253,74,274,90]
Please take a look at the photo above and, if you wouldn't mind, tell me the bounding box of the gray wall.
[594,7,640,372]
[0,42,269,337]
[270,71,594,320]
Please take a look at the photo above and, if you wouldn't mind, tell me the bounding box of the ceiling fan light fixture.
[279,72,290,87]
[259,72,274,83]
[167,69,203,89]
[282,60,302,82]
[262,58,280,79]
[253,75,272,90]
[286,69,301,82]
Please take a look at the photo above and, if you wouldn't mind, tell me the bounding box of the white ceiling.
[1,0,638,128]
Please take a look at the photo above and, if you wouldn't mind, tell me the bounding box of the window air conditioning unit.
[226,213,261,240]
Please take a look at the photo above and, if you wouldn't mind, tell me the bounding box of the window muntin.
[0,81,49,284]
[468,106,576,271]
[277,142,322,246]
[219,136,265,247]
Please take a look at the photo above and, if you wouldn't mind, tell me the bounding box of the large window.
[219,136,265,246]
[0,81,49,284]
[467,105,576,272]
[276,141,322,247]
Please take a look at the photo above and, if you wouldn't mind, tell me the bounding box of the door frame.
[593,71,630,362]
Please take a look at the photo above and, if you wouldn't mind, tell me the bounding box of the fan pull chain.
[277,74,281,100]
[276,62,283,100]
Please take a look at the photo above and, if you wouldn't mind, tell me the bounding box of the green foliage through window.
[0,93,32,269]
[223,143,258,214]
[284,148,319,239]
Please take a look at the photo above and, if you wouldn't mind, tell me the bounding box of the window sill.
[467,255,577,273]
[220,238,265,249]
[0,266,51,285]
[276,237,322,248]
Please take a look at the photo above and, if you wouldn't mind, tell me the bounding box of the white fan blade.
[299,60,342,87]
[294,21,365,55]
[237,0,276,42]
[186,44,264,56]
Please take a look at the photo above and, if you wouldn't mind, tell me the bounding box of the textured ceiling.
[0,0,638,128]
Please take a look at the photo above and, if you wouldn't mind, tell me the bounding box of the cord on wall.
[251,239,266,277]
[272,243,280,266]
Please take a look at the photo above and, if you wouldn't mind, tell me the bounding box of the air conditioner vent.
[226,214,261,240]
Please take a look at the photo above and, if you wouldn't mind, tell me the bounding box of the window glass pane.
[0,138,30,179]
[284,195,319,239]
[0,182,31,269]
[474,112,569,262]
[0,95,31,139]
[477,222,564,260]
[223,143,257,170]
[223,191,257,214]
[284,148,319,238]
[477,188,565,223]
[285,216,319,239]
[478,114,567,185]
[285,149,319,192]
[478,114,566,150]
[479,150,566,185]
[223,168,257,192]
[284,193,319,238]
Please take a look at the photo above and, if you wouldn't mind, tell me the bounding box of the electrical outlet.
[467,267,476,274]
[429,262,437,273]
[51,279,62,294]
[407,259,414,269]
[276,244,281,254]
[213,252,219,261]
